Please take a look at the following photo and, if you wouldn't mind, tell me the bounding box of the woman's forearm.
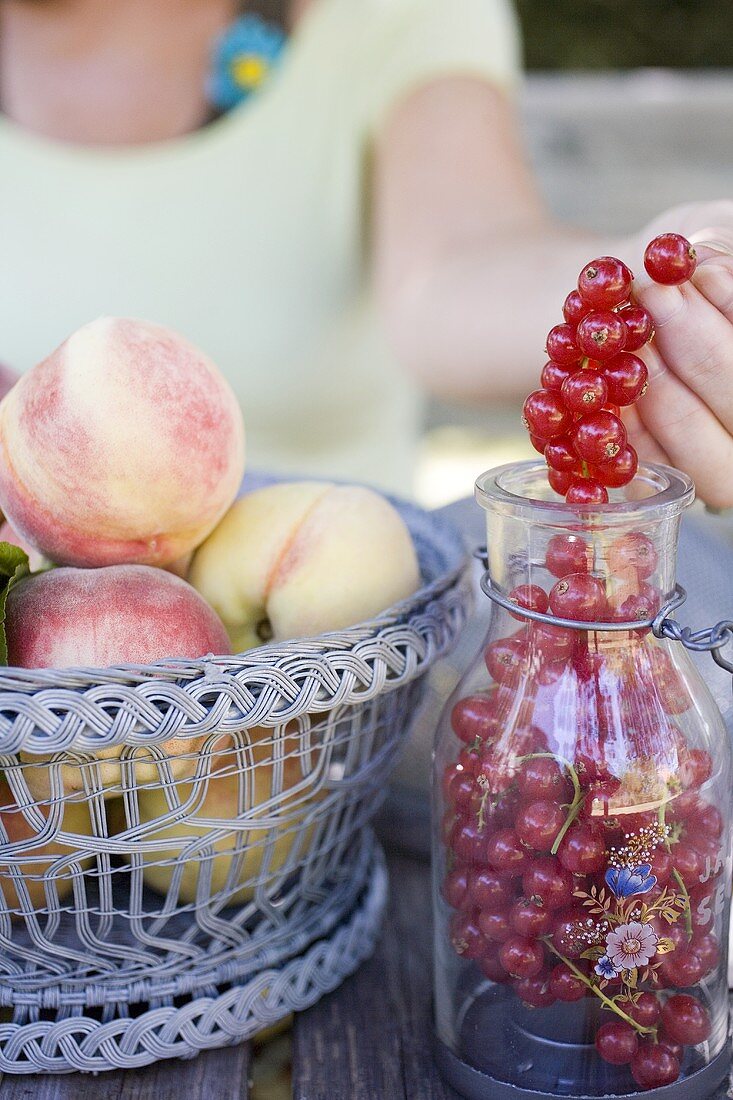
[384,226,621,403]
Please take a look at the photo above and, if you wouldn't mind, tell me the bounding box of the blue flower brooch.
[207,14,287,113]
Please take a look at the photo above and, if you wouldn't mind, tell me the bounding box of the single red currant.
[602,352,648,406]
[561,368,608,414]
[672,843,706,887]
[477,908,513,943]
[450,911,488,959]
[546,324,583,366]
[680,747,713,789]
[578,256,633,310]
[573,411,627,465]
[523,858,574,911]
[529,432,547,455]
[510,898,553,938]
[608,531,659,578]
[692,932,720,974]
[468,868,515,912]
[549,962,587,1002]
[523,389,573,440]
[551,908,597,959]
[499,935,545,978]
[549,573,607,622]
[484,636,528,685]
[630,1042,680,1089]
[541,360,574,393]
[557,823,607,874]
[548,468,573,496]
[545,435,581,473]
[518,758,572,802]
[487,829,530,878]
[512,973,555,1008]
[478,945,509,983]
[563,289,592,326]
[618,304,655,350]
[508,584,549,619]
[595,1021,638,1066]
[660,994,711,1045]
[545,534,590,577]
[442,866,470,910]
[565,478,609,504]
[695,803,723,839]
[644,233,697,285]
[576,311,627,361]
[451,693,500,745]
[516,800,566,852]
[617,993,660,1028]
[589,444,638,488]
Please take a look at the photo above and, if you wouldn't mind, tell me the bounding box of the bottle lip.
[475,461,695,523]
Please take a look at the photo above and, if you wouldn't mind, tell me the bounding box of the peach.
[0,776,92,914]
[8,565,231,797]
[0,363,19,401]
[125,731,318,905]
[0,317,245,568]
[189,482,421,651]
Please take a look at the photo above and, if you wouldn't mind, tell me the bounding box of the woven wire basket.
[0,498,469,1074]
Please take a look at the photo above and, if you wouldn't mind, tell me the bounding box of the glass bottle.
[433,461,732,1099]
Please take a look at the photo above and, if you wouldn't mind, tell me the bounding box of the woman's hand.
[624,202,733,509]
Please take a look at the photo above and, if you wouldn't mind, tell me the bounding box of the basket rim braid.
[0,498,470,754]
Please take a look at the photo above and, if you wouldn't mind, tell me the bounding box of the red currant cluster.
[522,234,698,503]
[441,530,723,1091]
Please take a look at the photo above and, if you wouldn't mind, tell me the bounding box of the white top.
[0,0,519,493]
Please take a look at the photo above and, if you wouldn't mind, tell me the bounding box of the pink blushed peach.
[0,317,245,568]
[8,565,231,796]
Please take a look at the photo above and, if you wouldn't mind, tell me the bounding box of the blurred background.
[416,0,733,508]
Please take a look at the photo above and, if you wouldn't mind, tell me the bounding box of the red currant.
[508,584,549,619]
[451,693,500,745]
[442,866,470,909]
[484,636,528,685]
[566,478,609,504]
[664,949,707,987]
[523,389,573,440]
[578,256,633,310]
[695,803,723,839]
[617,993,660,1028]
[618,304,654,350]
[576,311,627,361]
[516,800,566,852]
[656,1035,684,1061]
[523,857,574,911]
[573,411,627,465]
[589,444,638,488]
[549,573,607,622]
[561,368,609,415]
[529,432,547,455]
[450,911,489,959]
[563,290,592,326]
[557,823,607,874]
[449,818,493,864]
[595,1021,638,1065]
[512,972,555,1007]
[499,935,545,978]
[549,962,587,1002]
[468,868,514,912]
[608,531,659,579]
[479,944,510,983]
[487,829,530,878]
[541,360,574,393]
[545,535,589,577]
[671,843,705,888]
[477,908,513,943]
[545,435,581,473]
[602,352,648,406]
[518,758,571,802]
[546,323,583,367]
[692,932,720,975]
[680,747,713,789]
[630,1042,680,1089]
[548,468,573,496]
[644,233,697,285]
[510,898,553,938]
[660,994,711,1045]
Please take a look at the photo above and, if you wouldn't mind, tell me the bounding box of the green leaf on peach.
[0,542,30,666]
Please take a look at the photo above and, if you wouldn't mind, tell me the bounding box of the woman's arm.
[373,77,733,507]
[373,77,608,401]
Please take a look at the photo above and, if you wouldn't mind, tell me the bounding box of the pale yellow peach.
[0,317,245,568]
[189,482,420,651]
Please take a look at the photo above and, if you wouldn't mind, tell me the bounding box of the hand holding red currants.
[522,237,698,503]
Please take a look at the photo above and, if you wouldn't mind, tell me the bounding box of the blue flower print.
[207,15,286,112]
[595,955,618,980]
[605,864,657,899]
